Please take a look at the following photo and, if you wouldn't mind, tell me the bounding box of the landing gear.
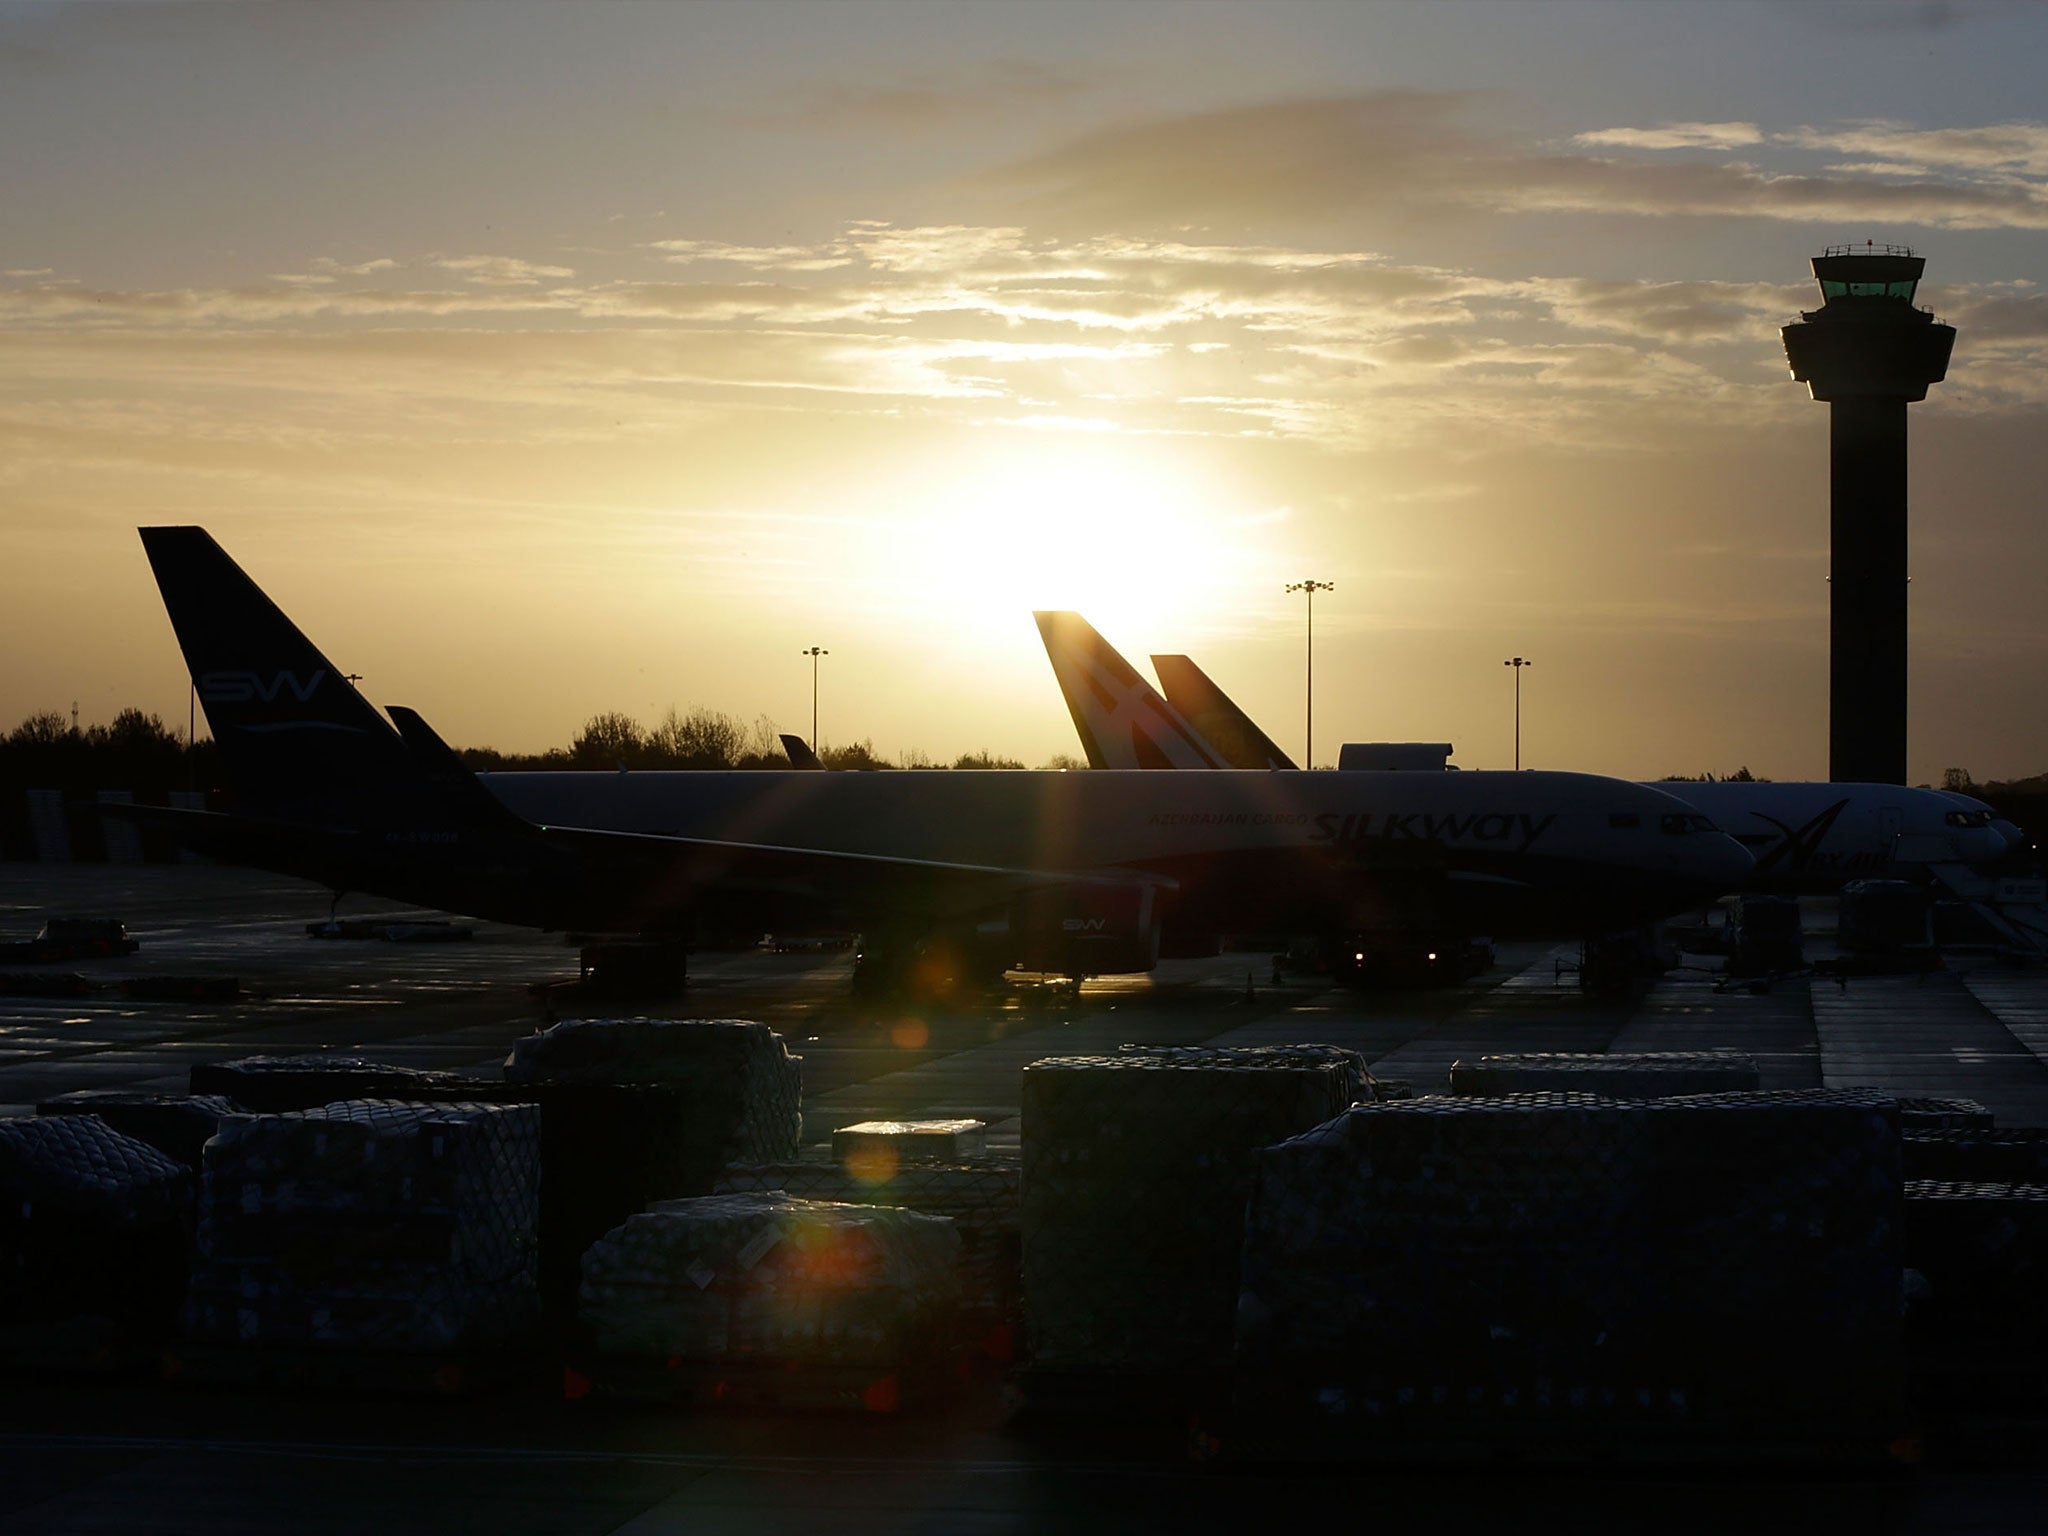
[1576,926,1670,999]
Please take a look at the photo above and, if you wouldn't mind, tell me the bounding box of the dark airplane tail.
[139,526,413,811]
[386,705,534,830]
[780,733,826,770]
[1149,654,1296,770]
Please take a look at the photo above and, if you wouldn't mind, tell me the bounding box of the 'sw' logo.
[198,669,327,705]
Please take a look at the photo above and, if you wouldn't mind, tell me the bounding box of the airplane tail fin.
[1033,611,1225,769]
[138,526,412,808]
[386,705,533,830]
[1150,654,1296,770]
[780,733,826,770]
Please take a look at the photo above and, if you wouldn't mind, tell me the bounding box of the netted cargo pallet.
[579,1194,960,1386]
[0,1115,194,1362]
[38,1090,239,1169]
[1021,1050,1354,1378]
[1230,1091,1903,1456]
[506,1016,803,1166]
[1904,1128,2048,1184]
[190,1055,466,1112]
[186,1100,541,1354]
[1447,1052,1760,1099]
[1894,1098,1995,1133]
[1117,1044,1379,1104]
[717,1161,1019,1353]
[1904,1179,2048,1405]
[188,1043,804,1319]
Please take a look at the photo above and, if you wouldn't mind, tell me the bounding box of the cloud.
[434,254,576,287]
[1529,277,1809,344]
[988,93,2048,233]
[1577,123,1763,151]
[1782,120,2048,178]
[271,256,402,286]
[648,240,855,273]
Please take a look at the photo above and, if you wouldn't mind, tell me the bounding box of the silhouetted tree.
[821,739,893,771]
[8,710,70,749]
[571,711,647,769]
[1040,752,1087,771]
[953,750,1024,770]
[1943,767,1975,792]
[649,706,748,769]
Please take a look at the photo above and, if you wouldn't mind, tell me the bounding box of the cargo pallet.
[162,1340,545,1396]
[563,1349,974,1414]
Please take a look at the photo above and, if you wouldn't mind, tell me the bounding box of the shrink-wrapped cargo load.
[185,1100,541,1353]
[1233,1091,1902,1447]
[717,1160,1019,1336]
[1021,1049,1354,1375]
[579,1193,958,1368]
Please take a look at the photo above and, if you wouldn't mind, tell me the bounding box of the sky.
[4,0,2047,781]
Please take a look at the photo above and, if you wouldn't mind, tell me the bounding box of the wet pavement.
[2,864,2047,1532]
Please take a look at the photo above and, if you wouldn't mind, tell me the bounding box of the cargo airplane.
[134,529,1752,993]
[1035,612,2012,891]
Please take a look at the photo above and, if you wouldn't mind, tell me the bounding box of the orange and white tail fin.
[1033,611,1226,769]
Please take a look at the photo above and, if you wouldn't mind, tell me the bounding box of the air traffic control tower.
[1782,245,1954,785]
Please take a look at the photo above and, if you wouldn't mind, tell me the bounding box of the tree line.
[0,705,1065,792]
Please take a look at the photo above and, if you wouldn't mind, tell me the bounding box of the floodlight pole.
[1504,656,1531,770]
[1286,579,1334,769]
[800,647,829,752]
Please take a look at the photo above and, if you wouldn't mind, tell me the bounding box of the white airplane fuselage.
[481,767,1752,939]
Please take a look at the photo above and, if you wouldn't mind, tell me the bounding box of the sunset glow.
[5,2,2048,778]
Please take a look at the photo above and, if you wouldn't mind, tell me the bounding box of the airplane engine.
[1002,882,1161,978]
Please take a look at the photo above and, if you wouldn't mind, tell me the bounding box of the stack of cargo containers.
[1232,1090,1903,1458]
[1020,1049,1355,1398]
[183,1100,542,1356]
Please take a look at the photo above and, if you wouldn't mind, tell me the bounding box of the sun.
[895,439,1256,646]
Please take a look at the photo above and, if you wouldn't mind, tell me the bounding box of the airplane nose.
[1700,831,1755,889]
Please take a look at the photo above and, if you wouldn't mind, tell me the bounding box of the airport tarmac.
[2,864,2046,1533]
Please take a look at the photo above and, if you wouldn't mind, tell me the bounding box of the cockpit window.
[1608,812,1641,829]
[1660,813,1716,835]
[1946,810,1992,829]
